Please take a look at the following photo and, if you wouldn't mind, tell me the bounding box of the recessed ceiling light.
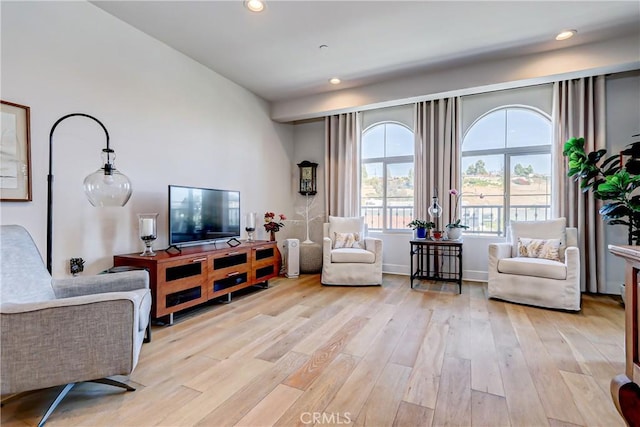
[245,0,265,13]
[556,30,577,41]
[329,78,341,85]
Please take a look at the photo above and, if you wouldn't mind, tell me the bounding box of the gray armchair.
[0,225,151,426]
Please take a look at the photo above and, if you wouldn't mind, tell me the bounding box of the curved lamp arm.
[47,113,131,274]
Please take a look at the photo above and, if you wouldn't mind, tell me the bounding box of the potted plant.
[407,219,435,239]
[446,219,469,240]
[445,189,469,240]
[563,135,640,303]
[563,136,640,245]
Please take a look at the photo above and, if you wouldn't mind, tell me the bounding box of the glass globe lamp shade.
[83,150,132,207]
[428,196,442,219]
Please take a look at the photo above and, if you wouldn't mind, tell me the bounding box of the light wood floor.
[1,274,627,427]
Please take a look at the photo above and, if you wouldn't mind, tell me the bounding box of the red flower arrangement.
[264,212,286,233]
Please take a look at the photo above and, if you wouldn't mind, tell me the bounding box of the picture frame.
[1,100,31,201]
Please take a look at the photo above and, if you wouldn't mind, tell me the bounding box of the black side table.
[410,239,463,293]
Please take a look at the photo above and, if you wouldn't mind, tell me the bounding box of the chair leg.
[89,378,136,391]
[38,383,76,427]
[3,378,135,426]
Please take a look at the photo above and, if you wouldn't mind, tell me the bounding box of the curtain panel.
[552,75,606,293]
[324,112,361,218]
[414,97,461,229]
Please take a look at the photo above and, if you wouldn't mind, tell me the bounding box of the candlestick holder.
[138,213,158,256]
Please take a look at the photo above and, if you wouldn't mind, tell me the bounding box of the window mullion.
[504,153,511,234]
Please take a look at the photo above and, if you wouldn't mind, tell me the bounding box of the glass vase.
[245,212,257,242]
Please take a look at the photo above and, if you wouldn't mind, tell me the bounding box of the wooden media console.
[114,240,280,324]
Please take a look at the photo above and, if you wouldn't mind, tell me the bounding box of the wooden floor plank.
[560,370,625,427]
[233,384,302,427]
[283,316,367,390]
[195,351,309,427]
[469,317,505,396]
[274,353,360,427]
[403,320,449,409]
[354,363,412,427]
[490,301,550,427]
[432,356,472,427]
[471,390,511,427]
[506,304,585,425]
[392,401,434,427]
[1,277,627,427]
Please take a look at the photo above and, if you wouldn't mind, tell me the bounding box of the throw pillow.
[333,232,362,249]
[517,237,561,261]
[328,216,365,246]
[509,218,567,260]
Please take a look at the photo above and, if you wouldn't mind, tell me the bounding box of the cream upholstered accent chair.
[488,218,580,311]
[322,216,383,286]
[0,225,151,426]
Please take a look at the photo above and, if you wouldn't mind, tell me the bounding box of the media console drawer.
[114,241,280,322]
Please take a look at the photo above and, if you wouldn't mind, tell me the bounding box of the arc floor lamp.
[47,113,132,273]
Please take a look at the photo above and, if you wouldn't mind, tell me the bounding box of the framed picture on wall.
[1,100,31,201]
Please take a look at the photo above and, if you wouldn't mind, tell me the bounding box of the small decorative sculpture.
[70,257,85,276]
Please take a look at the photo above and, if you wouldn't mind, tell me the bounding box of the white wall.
[0,2,294,277]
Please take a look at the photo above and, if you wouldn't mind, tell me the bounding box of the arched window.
[461,106,552,235]
[360,122,414,231]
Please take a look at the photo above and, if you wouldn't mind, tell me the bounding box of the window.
[461,107,551,236]
[361,122,414,231]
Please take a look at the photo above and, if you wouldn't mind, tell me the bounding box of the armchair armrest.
[52,270,149,299]
[488,242,513,272]
[323,237,332,264]
[364,237,382,260]
[565,246,580,279]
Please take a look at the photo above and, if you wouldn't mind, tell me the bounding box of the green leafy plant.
[563,135,640,245]
[407,219,435,230]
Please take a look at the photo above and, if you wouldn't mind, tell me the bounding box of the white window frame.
[461,105,552,235]
[361,121,414,231]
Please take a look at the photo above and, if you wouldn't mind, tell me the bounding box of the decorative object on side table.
[69,257,85,276]
[445,188,469,240]
[428,189,443,236]
[407,219,435,239]
[245,212,257,242]
[138,213,158,256]
[264,211,286,241]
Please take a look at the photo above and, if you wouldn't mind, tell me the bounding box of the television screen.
[169,185,240,246]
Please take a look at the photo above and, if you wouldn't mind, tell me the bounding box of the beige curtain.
[414,98,461,229]
[324,112,361,217]
[552,76,606,293]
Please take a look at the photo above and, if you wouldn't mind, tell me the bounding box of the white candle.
[141,218,154,236]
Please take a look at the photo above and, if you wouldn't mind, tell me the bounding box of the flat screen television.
[168,185,240,246]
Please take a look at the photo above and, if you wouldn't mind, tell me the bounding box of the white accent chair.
[488,218,581,311]
[322,216,383,286]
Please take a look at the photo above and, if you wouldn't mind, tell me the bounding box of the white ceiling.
[92,1,640,102]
